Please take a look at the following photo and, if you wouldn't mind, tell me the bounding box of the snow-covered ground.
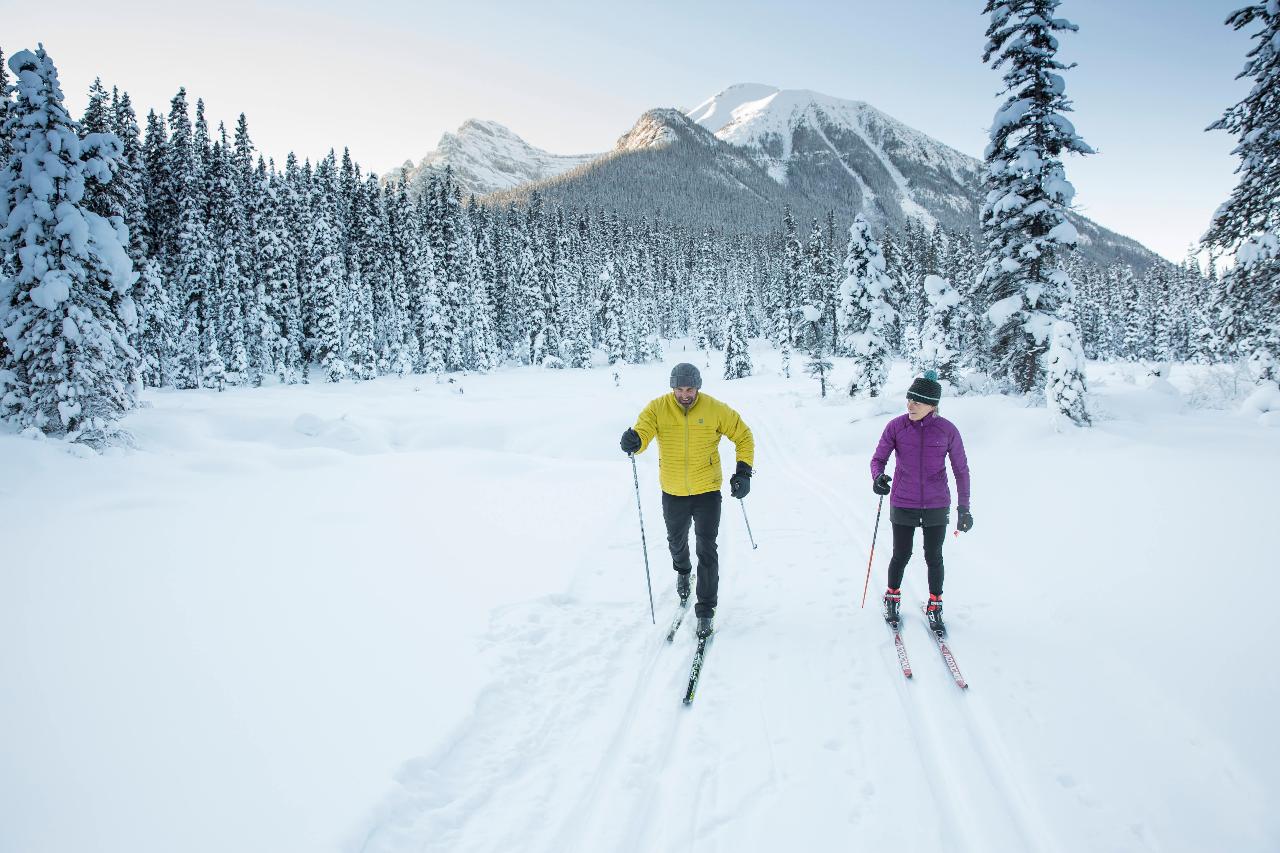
[2,344,1276,853]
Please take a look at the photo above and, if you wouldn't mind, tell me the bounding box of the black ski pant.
[662,490,722,618]
[886,522,946,597]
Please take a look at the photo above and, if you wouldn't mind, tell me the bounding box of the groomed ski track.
[353,357,1274,853]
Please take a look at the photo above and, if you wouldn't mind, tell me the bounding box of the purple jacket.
[870,412,971,510]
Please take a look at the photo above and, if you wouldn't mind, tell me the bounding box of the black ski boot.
[883,588,902,624]
[926,594,946,634]
[695,615,714,639]
[676,572,691,606]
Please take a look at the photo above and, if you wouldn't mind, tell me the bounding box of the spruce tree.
[801,304,833,396]
[0,50,11,367]
[1203,3,1280,382]
[781,206,802,348]
[918,274,966,383]
[979,0,1094,424]
[0,49,9,162]
[723,306,753,380]
[164,89,213,388]
[1119,267,1143,360]
[310,154,346,381]
[600,249,625,365]
[346,256,376,380]
[1,47,139,440]
[838,216,898,397]
[141,109,168,264]
[412,190,446,376]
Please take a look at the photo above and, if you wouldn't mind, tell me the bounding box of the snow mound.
[293,413,324,437]
[1242,381,1280,425]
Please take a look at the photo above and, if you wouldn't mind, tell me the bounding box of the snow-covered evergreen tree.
[135,257,173,386]
[600,249,625,366]
[562,285,594,370]
[200,293,226,391]
[111,90,150,358]
[0,47,139,441]
[918,274,966,383]
[0,51,12,367]
[1117,266,1144,360]
[0,50,9,169]
[801,303,834,397]
[310,155,346,382]
[345,256,376,380]
[1203,3,1280,382]
[781,207,803,349]
[1044,316,1090,425]
[838,216,898,397]
[723,306,753,379]
[978,0,1094,424]
[411,190,446,376]
[80,79,126,227]
[457,201,497,371]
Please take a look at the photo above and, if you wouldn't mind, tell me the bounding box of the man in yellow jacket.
[620,363,755,639]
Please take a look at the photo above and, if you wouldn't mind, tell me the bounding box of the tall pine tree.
[979,0,1093,425]
[1203,3,1280,382]
[1,47,139,441]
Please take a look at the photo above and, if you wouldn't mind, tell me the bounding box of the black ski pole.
[739,498,758,549]
[629,453,656,624]
[861,495,884,608]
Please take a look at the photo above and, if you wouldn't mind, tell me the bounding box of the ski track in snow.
[751,399,1045,853]
[352,382,1086,853]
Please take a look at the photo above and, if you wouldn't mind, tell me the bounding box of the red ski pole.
[860,495,885,608]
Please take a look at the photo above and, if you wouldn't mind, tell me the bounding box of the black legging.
[886,522,946,597]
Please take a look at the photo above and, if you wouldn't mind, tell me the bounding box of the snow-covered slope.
[2,351,1276,853]
[391,119,598,198]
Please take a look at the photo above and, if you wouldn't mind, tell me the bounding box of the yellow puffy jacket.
[632,392,755,497]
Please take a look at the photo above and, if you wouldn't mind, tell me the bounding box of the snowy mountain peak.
[393,120,598,199]
[689,84,879,145]
[686,83,784,134]
[614,109,714,152]
[686,84,984,229]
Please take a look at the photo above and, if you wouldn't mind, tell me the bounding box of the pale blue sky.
[8,0,1251,262]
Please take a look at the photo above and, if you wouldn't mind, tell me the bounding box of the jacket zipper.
[683,400,690,495]
[918,417,925,508]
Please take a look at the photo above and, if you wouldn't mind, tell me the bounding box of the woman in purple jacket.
[870,371,972,633]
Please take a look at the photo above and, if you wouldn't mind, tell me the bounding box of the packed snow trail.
[356,365,1060,853]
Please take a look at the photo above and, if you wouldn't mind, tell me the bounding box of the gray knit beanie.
[670,362,703,389]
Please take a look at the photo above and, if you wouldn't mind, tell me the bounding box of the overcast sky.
[7,0,1252,262]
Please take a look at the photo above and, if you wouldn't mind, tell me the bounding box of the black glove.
[729,461,752,499]
[873,473,891,496]
[957,506,974,533]
[620,428,641,454]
